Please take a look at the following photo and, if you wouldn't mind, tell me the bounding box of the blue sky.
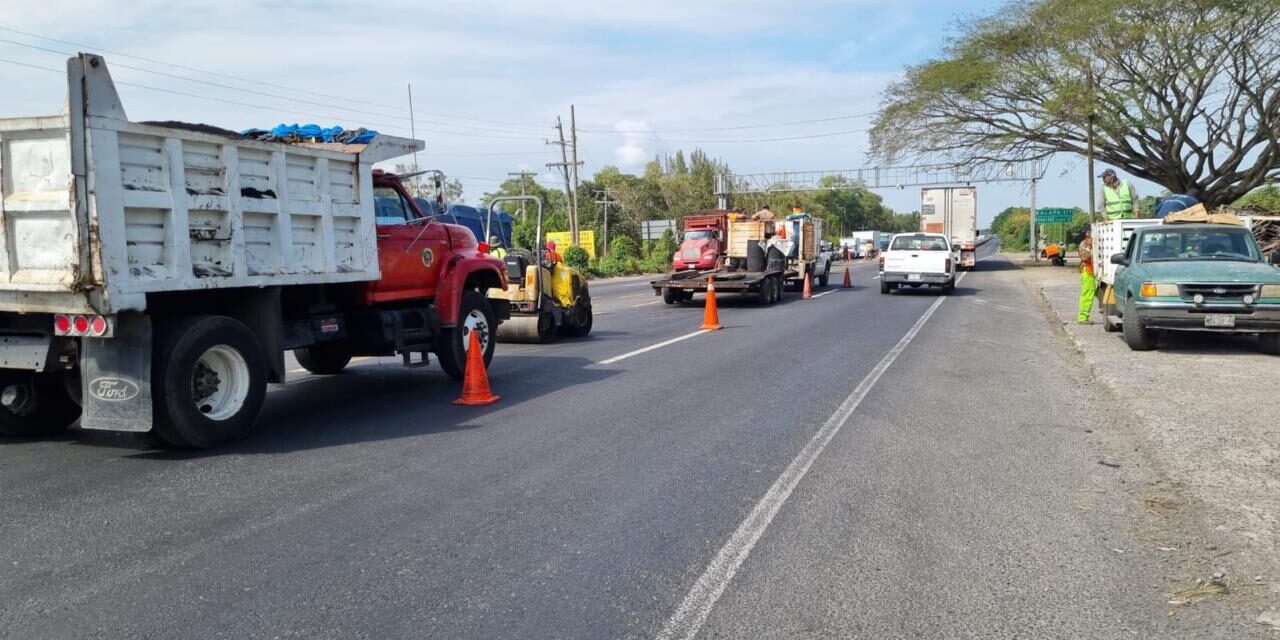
[0,0,1136,226]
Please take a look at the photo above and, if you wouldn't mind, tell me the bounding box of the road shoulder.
[1031,264,1280,630]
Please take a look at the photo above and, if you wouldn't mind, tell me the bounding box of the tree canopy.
[870,0,1280,206]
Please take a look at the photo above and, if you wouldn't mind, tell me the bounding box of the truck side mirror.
[1271,251,1280,266]
[1110,253,1129,266]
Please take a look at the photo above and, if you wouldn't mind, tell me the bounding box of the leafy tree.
[1234,185,1280,211]
[870,0,1280,206]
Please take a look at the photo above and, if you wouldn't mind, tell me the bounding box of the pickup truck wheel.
[1260,333,1280,355]
[817,272,829,288]
[942,280,955,295]
[1121,299,1158,351]
[152,316,267,448]
[880,279,890,294]
[436,291,497,380]
[0,371,81,438]
[293,343,352,375]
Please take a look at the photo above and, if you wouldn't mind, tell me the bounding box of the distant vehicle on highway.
[1107,222,1280,353]
[879,233,957,295]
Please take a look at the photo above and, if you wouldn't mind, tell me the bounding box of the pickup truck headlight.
[1261,284,1280,299]
[1140,282,1178,297]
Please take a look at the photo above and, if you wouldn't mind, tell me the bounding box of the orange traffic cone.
[802,271,813,299]
[701,276,722,331]
[453,329,500,406]
[842,266,852,288]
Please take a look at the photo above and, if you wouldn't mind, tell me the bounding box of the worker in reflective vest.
[1077,228,1095,324]
[1098,169,1141,219]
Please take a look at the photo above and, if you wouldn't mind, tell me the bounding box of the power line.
[0,26,551,132]
[0,37,548,139]
[0,57,556,142]
[579,111,876,134]
[619,129,870,144]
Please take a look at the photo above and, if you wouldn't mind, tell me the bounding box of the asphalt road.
[0,243,1244,639]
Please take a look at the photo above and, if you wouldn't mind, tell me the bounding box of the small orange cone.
[802,271,813,299]
[842,266,852,288]
[453,329,499,406]
[701,276,722,331]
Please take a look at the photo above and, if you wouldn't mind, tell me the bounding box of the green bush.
[564,246,590,271]
[610,235,641,260]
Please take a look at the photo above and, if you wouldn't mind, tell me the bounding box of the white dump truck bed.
[0,54,422,315]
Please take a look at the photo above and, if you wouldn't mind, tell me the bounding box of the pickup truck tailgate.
[884,251,948,274]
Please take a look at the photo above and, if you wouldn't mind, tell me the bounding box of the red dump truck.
[671,210,731,271]
[0,55,508,448]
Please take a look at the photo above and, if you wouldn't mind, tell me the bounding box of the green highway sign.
[1036,208,1074,224]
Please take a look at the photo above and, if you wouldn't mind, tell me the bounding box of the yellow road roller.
[484,196,593,343]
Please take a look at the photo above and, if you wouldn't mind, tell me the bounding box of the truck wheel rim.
[462,309,490,353]
[192,345,250,421]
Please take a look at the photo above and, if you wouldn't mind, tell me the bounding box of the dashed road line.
[597,330,710,365]
[655,273,963,640]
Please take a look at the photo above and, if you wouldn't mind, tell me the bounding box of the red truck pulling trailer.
[671,211,731,271]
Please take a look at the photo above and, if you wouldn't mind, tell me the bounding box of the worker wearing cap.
[1077,228,1096,324]
[489,236,507,259]
[544,240,562,263]
[1099,169,1141,219]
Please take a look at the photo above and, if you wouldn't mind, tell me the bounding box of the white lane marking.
[630,300,663,308]
[810,289,839,299]
[655,274,962,640]
[618,293,647,299]
[623,281,653,287]
[597,330,710,365]
[872,275,881,280]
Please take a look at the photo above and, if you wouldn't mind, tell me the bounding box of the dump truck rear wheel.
[663,287,680,305]
[152,315,267,448]
[0,371,80,438]
[293,343,352,375]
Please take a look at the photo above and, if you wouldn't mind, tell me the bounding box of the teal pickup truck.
[1109,223,1280,353]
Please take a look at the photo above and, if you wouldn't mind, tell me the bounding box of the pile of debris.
[1216,205,1280,254]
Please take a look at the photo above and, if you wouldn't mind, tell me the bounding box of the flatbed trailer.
[651,266,798,305]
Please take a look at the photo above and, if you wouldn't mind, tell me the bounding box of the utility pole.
[1030,177,1039,262]
[570,105,582,246]
[1086,64,1097,224]
[507,171,537,221]
[595,188,618,257]
[546,116,582,244]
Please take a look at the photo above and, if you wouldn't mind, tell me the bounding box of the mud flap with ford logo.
[80,312,152,432]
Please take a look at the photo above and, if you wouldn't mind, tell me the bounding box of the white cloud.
[612,120,653,169]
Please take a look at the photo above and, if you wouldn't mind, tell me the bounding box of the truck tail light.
[878,256,884,269]
[477,241,490,254]
[54,314,113,337]
[945,257,953,271]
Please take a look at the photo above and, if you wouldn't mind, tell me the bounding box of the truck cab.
[672,212,730,271]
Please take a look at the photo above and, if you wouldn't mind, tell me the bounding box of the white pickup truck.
[879,232,956,294]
